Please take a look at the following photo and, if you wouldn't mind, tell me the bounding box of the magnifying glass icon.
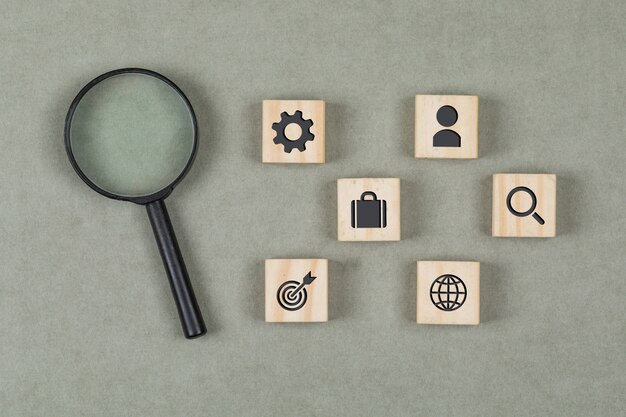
[506,186,545,225]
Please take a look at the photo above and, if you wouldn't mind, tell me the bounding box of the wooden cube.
[337,178,401,242]
[492,173,556,237]
[265,259,328,322]
[417,261,480,325]
[262,100,325,163]
[415,95,479,159]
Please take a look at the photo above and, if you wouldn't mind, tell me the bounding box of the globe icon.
[429,274,467,311]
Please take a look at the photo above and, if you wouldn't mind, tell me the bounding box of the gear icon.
[272,110,315,153]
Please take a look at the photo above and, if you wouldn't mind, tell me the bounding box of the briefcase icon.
[351,191,387,228]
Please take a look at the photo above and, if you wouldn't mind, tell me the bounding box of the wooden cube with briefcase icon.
[337,178,400,241]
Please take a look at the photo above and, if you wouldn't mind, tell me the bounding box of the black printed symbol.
[351,191,387,228]
[430,274,467,312]
[276,272,317,311]
[506,186,545,225]
[433,105,461,147]
[272,110,315,153]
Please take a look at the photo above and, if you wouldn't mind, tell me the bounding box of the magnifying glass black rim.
[506,186,537,217]
[64,67,198,205]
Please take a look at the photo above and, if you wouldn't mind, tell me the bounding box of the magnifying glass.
[506,186,545,225]
[64,68,206,339]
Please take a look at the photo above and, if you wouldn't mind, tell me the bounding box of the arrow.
[287,272,316,300]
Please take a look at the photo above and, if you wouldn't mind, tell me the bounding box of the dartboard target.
[277,280,308,311]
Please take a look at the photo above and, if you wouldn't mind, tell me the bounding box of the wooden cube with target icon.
[262,100,325,163]
[417,261,480,325]
[265,259,328,322]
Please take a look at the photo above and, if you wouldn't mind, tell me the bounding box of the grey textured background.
[1,1,625,416]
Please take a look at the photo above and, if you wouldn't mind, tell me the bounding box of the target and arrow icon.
[276,271,317,311]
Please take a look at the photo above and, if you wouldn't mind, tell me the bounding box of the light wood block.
[417,261,480,325]
[262,100,325,163]
[415,94,478,159]
[337,178,400,242]
[492,173,556,237]
[265,259,328,322]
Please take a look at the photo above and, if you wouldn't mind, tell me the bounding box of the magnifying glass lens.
[68,73,194,197]
[510,191,533,213]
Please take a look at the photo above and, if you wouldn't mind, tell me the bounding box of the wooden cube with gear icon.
[337,178,401,241]
[262,100,325,163]
[417,261,480,325]
[492,173,556,237]
[265,259,328,322]
[415,94,479,159]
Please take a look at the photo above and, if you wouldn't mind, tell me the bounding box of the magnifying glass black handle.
[146,200,206,339]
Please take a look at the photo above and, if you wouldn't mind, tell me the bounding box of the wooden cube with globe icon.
[265,259,328,323]
[417,261,480,325]
[262,100,325,163]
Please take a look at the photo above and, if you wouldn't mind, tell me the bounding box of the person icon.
[433,105,461,147]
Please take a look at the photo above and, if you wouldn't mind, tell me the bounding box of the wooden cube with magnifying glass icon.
[262,100,325,163]
[492,173,556,237]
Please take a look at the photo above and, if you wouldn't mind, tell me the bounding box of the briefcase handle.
[360,191,378,201]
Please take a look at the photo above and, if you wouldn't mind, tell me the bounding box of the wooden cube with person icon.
[415,94,479,159]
